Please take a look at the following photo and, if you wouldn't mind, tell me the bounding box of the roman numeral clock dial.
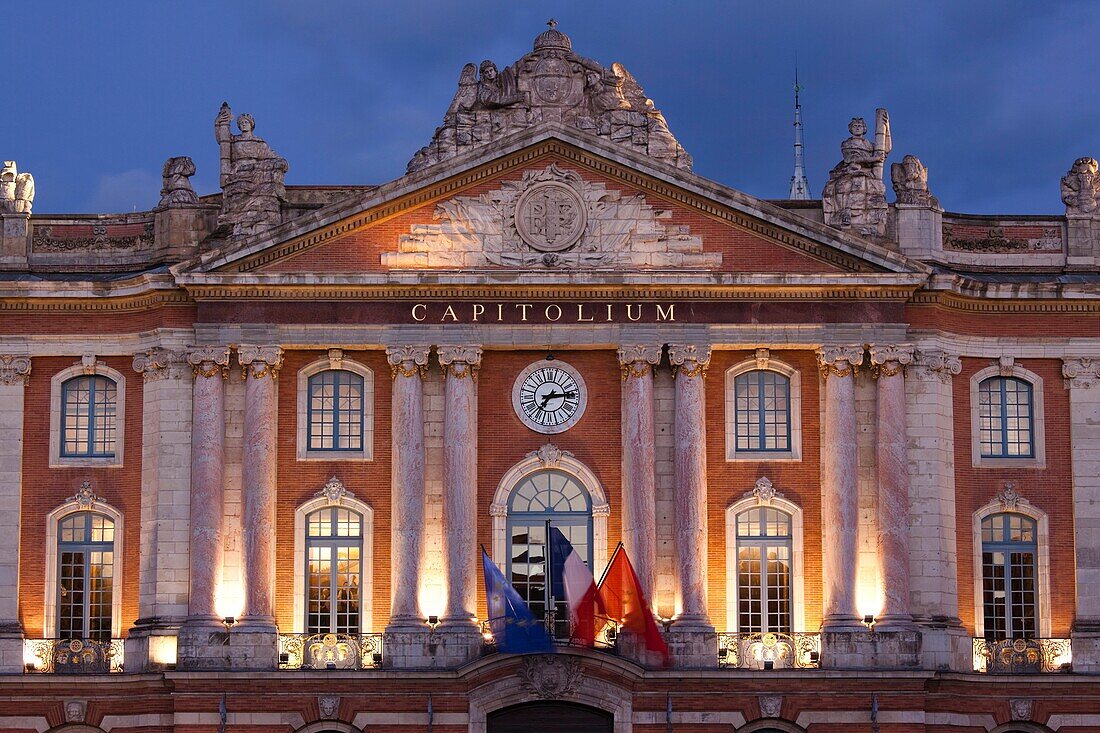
[512,360,587,434]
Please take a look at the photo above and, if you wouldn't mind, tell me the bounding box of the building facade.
[1,25,1100,733]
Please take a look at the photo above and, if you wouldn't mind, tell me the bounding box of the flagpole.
[597,541,624,588]
[545,519,554,636]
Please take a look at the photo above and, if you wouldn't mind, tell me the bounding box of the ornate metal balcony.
[972,637,1072,673]
[717,631,820,669]
[479,613,620,656]
[278,633,383,670]
[24,638,124,674]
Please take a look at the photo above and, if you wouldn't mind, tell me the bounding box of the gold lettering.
[656,304,676,322]
[442,305,459,322]
[472,304,484,322]
[516,304,532,321]
[545,304,562,322]
[497,303,504,322]
[577,303,594,322]
[606,303,614,322]
[411,303,427,322]
[627,304,643,322]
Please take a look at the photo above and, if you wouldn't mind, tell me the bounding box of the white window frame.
[296,354,374,461]
[50,362,126,468]
[972,497,1051,639]
[292,489,374,633]
[725,489,805,633]
[490,451,610,576]
[725,357,802,461]
[970,363,1046,469]
[44,497,125,639]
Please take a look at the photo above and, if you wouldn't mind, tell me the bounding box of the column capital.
[386,344,430,379]
[132,348,188,382]
[668,343,711,378]
[910,349,962,384]
[0,355,31,386]
[617,344,662,379]
[238,344,283,380]
[869,344,914,378]
[186,346,232,379]
[816,345,864,379]
[1063,357,1100,389]
[437,345,482,379]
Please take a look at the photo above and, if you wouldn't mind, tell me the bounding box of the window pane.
[57,512,114,639]
[734,371,791,452]
[981,513,1039,640]
[61,376,116,457]
[979,377,1033,458]
[308,371,364,451]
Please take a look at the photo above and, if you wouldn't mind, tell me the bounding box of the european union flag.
[481,547,553,654]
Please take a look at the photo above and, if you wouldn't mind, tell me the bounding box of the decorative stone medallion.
[518,655,584,699]
[515,181,587,252]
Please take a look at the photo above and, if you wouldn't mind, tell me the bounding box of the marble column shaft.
[0,356,30,628]
[439,345,481,626]
[238,345,282,626]
[817,346,863,629]
[184,347,230,623]
[387,345,430,627]
[872,345,914,628]
[669,344,711,627]
[619,344,661,602]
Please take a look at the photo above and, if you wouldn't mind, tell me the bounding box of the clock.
[512,359,587,434]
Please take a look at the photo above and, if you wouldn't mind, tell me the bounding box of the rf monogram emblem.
[515,181,587,252]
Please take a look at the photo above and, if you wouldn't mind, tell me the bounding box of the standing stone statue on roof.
[891,154,939,208]
[0,160,34,215]
[157,156,200,208]
[1061,157,1100,215]
[822,110,891,237]
[407,20,692,173]
[215,102,289,238]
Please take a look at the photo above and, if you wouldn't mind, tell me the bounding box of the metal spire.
[788,65,811,200]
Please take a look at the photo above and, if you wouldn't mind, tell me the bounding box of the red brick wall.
[952,357,1076,636]
[19,356,143,638]
[0,305,197,336]
[906,303,1100,339]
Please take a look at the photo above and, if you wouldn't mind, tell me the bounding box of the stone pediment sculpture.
[891,154,939,208]
[1061,156,1100,215]
[406,21,692,173]
[0,160,34,214]
[158,156,200,208]
[822,110,891,238]
[382,163,719,269]
[215,102,289,238]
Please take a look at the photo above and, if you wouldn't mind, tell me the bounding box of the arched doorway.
[487,701,613,733]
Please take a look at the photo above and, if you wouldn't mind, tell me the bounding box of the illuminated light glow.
[22,640,45,671]
[215,581,245,621]
[148,635,178,666]
[855,564,884,621]
[419,571,446,621]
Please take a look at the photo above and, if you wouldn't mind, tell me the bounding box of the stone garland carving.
[407,22,691,174]
[890,154,939,208]
[869,344,914,378]
[518,654,584,699]
[437,345,483,379]
[187,346,232,379]
[215,102,288,238]
[31,221,155,253]
[1061,157,1100,215]
[316,476,354,504]
[132,348,186,382]
[668,344,711,379]
[816,345,864,379]
[758,694,783,718]
[910,350,962,384]
[822,110,891,238]
[238,344,284,380]
[939,223,1060,254]
[385,345,430,379]
[0,160,34,214]
[0,355,31,386]
[1063,357,1100,389]
[158,156,200,208]
[73,481,98,510]
[617,344,661,380]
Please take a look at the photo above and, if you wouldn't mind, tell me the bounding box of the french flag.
[549,526,605,645]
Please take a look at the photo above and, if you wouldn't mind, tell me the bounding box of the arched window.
[507,469,592,639]
[734,506,793,633]
[978,377,1034,458]
[307,370,365,452]
[305,506,363,634]
[60,376,117,458]
[57,512,115,640]
[733,370,791,453]
[981,512,1038,640]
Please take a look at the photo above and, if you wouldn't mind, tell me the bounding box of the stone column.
[129,348,194,671]
[817,345,864,632]
[618,344,661,601]
[870,345,915,629]
[386,345,430,639]
[1064,358,1100,671]
[233,345,282,668]
[437,345,482,663]
[0,355,29,673]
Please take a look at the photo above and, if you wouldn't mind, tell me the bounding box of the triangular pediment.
[173,125,929,290]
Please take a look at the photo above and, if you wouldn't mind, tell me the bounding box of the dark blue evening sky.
[5,1,1098,215]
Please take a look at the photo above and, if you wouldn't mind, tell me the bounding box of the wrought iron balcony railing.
[717,631,820,669]
[972,637,1072,673]
[479,612,620,655]
[278,632,383,670]
[24,638,124,674]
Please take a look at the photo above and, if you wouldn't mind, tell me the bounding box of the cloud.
[84,169,161,214]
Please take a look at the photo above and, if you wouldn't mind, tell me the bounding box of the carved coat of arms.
[518,655,584,699]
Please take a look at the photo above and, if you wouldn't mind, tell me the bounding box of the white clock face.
[512,360,587,434]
